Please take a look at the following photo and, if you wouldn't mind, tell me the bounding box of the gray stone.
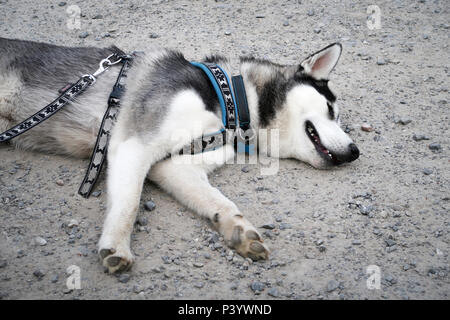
[144,200,156,211]
[34,236,47,246]
[326,280,340,292]
[51,274,59,283]
[413,134,430,141]
[377,58,386,65]
[385,239,396,247]
[91,190,102,197]
[250,281,265,293]
[79,32,89,39]
[136,216,148,226]
[268,287,279,297]
[428,143,442,151]
[118,274,131,283]
[133,285,143,293]
[360,205,373,215]
[33,269,45,279]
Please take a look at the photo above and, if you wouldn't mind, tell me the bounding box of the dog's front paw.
[98,240,134,273]
[221,215,270,261]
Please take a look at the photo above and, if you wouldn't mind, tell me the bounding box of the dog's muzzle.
[305,120,360,165]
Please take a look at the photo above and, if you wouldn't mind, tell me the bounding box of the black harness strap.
[231,75,250,131]
[78,56,133,198]
[0,76,94,142]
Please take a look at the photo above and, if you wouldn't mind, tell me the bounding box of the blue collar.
[190,62,250,131]
[176,62,252,156]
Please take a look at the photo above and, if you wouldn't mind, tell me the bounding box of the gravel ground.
[0,0,449,300]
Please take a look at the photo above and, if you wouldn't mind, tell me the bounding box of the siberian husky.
[0,38,359,273]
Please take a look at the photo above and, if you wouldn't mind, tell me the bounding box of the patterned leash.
[0,53,131,199]
[78,55,132,198]
[0,77,94,143]
[0,54,124,143]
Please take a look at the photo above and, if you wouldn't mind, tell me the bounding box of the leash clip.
[82,54,124,85]
[93,54,122,77]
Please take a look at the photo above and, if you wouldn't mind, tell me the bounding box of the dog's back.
[0,38,125,157]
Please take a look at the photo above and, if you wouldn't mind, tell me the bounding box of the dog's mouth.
[305,120,339,165]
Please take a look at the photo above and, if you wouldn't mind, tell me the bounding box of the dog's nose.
[347,143,360,162]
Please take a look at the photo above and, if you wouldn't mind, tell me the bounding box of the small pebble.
[34,236,47,246]
[385,239,396,247]
[361,123,374,132]
[79,32,89,39]
[68,219,79,228]
[33,269,45,279]
[250,281,265,293]
[91,190,102,197]
[118,274,131,283]
[376,58,386,65]
[268,287,279,297]
[428,143,441,151]
[144,201,156,211]
[136,216,148,226]
[327,280,340,292]
[397,118,412,125]
[412,134,430,141]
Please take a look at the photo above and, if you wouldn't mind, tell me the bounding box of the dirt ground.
[0,0,448,300]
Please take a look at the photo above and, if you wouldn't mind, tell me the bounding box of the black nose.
[348,143,360,162]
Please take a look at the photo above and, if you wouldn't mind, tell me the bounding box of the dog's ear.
[300,43,342,80]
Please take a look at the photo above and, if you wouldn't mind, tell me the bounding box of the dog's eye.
[327,102,334,119]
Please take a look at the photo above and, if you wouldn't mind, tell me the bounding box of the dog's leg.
[149,154,269,261]
[98,136,152,273]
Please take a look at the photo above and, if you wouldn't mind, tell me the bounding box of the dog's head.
[242,43,359,169]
